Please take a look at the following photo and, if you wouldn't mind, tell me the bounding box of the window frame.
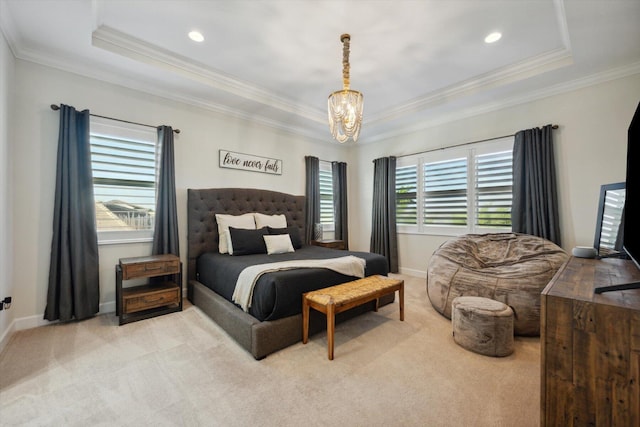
[90,117,158,245]
[396,137,513,237]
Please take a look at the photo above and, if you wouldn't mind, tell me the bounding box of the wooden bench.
[302,275,404,360]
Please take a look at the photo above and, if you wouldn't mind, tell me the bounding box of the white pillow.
[263,234,294,255]
[254,212,287,229]
[226,232,235,255]
[215,213,256,254]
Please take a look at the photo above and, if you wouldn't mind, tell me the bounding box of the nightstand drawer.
[311,239,345,250]
[121,257,180,279]
[122,284,180,314]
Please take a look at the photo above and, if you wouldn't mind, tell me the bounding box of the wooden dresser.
[540,257,640,426]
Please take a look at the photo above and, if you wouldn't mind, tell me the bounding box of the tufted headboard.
[187,188,306,282]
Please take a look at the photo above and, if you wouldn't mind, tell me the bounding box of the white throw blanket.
[232,256,366,312]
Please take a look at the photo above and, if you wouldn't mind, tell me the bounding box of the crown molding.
[366,47,574,126]
[362,61,640,144]
[0,1,20,58]
[4,1,638,147]
[9,40,328,143]
[91,25,326,124]
[554,0,572,51]
[12,35,639,147]
[366,0,573,127]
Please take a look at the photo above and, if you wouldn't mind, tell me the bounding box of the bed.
[187,188,392,359]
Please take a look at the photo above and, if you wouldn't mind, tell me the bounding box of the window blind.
[90,134,156,232]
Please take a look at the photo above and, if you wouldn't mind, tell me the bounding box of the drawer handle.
[145,296,167,304]
[145,265,163,271]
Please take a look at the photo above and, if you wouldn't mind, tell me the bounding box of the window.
[90,117,158,243]
[319,160,335,231]
[396,137,513,235]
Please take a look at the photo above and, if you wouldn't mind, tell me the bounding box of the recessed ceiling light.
[484,32,502,44]
[188,31,204,43]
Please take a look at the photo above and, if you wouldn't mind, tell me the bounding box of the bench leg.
[399,282,405,321]
[302,296,309,344]
[327,302,335,360]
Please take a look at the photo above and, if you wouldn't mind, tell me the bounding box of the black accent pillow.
[267,226,302,249]
[228,226,268,255]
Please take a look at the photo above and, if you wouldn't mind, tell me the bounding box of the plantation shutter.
[475,150,513,228]
[319,165,334,225]
[599,188,625,251]
[423,158,468,226]
[395,164,418,225]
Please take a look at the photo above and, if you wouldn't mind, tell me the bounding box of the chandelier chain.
[341,34,350,90]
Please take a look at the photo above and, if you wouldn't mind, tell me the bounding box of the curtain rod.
[50,104,181,134]
[395,124,558,159]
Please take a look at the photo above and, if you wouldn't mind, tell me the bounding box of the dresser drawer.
[122,284,180,314]
[121,258,180,280]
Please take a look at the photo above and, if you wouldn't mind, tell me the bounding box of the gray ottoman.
[452,296,514,357]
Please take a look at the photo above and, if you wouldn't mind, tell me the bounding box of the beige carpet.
[0,274,540,426]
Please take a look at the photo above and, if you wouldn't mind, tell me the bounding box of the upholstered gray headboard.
[187,188,306,282]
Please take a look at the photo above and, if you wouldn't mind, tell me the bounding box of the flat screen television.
[595,100,640,293]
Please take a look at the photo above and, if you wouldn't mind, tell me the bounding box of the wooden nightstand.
[311,239,346,250]
[116,254,182,325]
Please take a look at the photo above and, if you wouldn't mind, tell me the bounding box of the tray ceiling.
[1,0,639,143]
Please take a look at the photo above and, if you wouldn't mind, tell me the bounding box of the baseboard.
[2,288,185,349]
[7,300,116,338]
[13,313,54,331]
[398,267,426,278]
[0,318,17,354]
[99,301,116,315]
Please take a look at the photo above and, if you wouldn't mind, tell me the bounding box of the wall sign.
[219,150,282,175]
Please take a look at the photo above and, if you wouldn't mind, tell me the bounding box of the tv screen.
[595,101,640,294]
[624,100,640,269]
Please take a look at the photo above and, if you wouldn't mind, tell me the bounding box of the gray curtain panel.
[304,156,320,244]
[370,156,399,273]
[152,126,180,256]
[45,104,100,322]
[511,124,561,245]
[332,161,349,249]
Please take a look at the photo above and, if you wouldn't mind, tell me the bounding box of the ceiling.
[1,0,640,143]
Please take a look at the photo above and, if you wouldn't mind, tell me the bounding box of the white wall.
[349,73,640,277]
[11,60,345,327]
[0,30,15,349]
[8,55,640,329]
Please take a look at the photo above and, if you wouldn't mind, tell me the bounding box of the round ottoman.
[427,233,568,336]
[452,296,514,357]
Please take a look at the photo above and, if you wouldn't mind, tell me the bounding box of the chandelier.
[328,34,363,143]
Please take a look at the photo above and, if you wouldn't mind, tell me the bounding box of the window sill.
[98,237,153,246]
[397,228,512,238]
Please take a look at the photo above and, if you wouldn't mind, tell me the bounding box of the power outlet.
[0,296,11,311]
